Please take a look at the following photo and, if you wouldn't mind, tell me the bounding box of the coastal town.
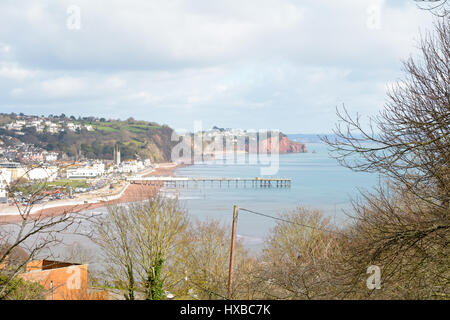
[0,113,164,215]
[0,0,448,308]
[0,113,305,218]
[0,145,159,214]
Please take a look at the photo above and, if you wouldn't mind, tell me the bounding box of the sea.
[162,142,380,252]
[25,141,381,262]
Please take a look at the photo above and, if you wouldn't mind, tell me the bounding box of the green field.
[12,179,88,196]
[94,125,119,132]
[47,179,89,188]
[87,121,161,133]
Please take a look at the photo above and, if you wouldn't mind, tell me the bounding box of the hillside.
[0,114,306,163]
[0,114,177,163]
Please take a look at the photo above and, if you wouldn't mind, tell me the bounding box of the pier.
[127,176,291,188]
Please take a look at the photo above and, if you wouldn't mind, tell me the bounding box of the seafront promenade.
[0,163,178,218]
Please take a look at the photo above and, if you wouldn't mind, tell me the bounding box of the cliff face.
[248,136,306,153]
[1,119,177,163]
[277,136,306,153]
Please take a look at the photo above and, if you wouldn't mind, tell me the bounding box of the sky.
[0,0,436,133]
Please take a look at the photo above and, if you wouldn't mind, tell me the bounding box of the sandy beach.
[0,163,184,223]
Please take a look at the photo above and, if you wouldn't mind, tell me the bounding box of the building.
[47,123,60,134]
[0,162,26,181]
[114,145,121,165]
[6,122,24,131]
[20,151,44,162]
[66,163,105,179]
[118,160,144,174]
[66,122,81,132]
[26,166,58,181]
[44,152,59,162]
[0,168,12,202]
[18,259,108,300]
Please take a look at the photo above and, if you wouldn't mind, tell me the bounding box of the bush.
[0,274,45,300]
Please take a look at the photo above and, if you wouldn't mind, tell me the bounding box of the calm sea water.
[33,142,381,260]
[166,143,380,251]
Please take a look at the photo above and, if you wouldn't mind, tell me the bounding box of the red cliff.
[278,136,306,153]
[248,136,306,154]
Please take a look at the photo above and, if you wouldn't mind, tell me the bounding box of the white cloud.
[0,0,437,132]
[104,76,125,90]
[11,88,24,97]
[0,63,34,80]
[41,76,85,97]
[0,43,11,54]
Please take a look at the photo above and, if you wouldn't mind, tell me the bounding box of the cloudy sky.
[0,0,436,133]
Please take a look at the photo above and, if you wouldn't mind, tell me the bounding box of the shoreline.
[0,163,186,223]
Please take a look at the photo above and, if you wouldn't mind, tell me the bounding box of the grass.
[129,139,145,147]
[47,179,89,188]
[11,179,88,196]
[79,120,161,133]
[94,125,119,132]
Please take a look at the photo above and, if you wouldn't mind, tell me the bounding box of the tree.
[129,196,188,300]
[333,187,450,299]
[168,219,254,300]
[0,274,44,300]
[415,0,449,17]
[92,204,136,300]
[0,166,95,299]
[254,208,341,300]
[93,195,188,300]
[323,19,449,299]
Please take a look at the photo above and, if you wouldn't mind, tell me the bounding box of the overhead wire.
[239,207,349,238]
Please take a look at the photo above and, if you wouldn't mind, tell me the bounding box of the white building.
[91,162,105,173]
[47,123,60,134]
[66,163,105,179]
[30,120,42,127]
[0,162,25,181]
[26,166,58,182]
[0,168,12,201]
[6,122,24,131]
[67,122,81,132]
[118,160,144,174]
[44,152,58,162]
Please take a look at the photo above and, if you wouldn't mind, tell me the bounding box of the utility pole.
[227,205,238,300]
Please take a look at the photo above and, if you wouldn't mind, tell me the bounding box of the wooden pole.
[227,205,238,299]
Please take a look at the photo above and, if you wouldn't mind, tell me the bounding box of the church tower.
[114,144,121,165]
